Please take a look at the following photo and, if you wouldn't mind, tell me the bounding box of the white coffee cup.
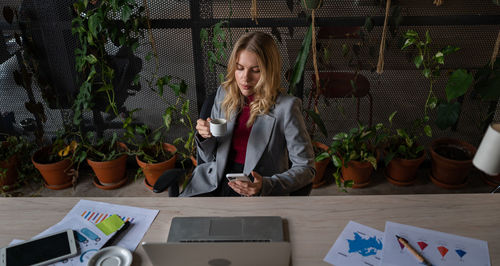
[209,118,227,137]
[473,123,500,176]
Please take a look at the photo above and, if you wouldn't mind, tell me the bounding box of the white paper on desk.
[323,221,384,266]
[61,200,159,251]
[380,221,491,266]
[31,199,158,266]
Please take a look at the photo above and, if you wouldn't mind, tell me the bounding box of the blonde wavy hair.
[221,31,285,127]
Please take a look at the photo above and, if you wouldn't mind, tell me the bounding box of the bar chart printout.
[380,221,491,266]
[324,221,384,266]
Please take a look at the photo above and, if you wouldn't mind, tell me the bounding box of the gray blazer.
[180,86,315,196]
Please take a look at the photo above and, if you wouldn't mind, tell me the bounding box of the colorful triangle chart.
[417,241,428,251]
[455,249,467,258]
[437,246,449,258]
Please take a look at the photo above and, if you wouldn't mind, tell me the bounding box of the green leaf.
[169,83,180,96]
[132,74,140,86]
[121,5,132,22]
[135,125,147,135]
[445,69,473,102]
[146,52,153,61]
[396,129,407,138]
[388,111,397,124]
[200,28,208,42]
[88,13,102,38]
[152,130,162,143]
[315,152,330,162]
[179,80,188,94]
[434,51,444,64]
[494,0,500,5]
[422,68,431,78]
[424,125,432,137]
[441,45,460,55]
[131,40,139,52]
[414,55,423,69]
[305,109,328,138]
[365,156,377,170]
[425,30,431,44]
[86,54,98,64]
[332,154,342,168]
[289,24,312,95]
[163,107,174,130]
[96,84,113,93]
[436,102,461,130]
[181,99,189,116]
[427,96,438,110]
[401,38,415,50]
[403,30,418,38]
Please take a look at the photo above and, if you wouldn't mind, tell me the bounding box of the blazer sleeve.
[195,86,224,163]
[260,97,316,195]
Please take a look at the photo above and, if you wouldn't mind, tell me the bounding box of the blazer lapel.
[216,113,236,182]
[244,114,275,174]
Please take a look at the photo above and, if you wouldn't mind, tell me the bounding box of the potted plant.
[402,29,476,188]
[328,124,379,190]
[129,124,177,190]
[32,132,83,190]
[84,132,129,190]
[0,135,39,192]
[312,141,331,188]
[378,112,428,186]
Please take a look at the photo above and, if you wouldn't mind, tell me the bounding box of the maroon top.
[230,95,254,164]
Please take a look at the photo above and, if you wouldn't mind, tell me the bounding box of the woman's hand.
[228,171,263,196]
[196,118,212,139]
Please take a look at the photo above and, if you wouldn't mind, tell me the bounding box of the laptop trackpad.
[210,218,242,236]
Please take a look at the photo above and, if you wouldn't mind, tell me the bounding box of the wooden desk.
[0,194,498,265]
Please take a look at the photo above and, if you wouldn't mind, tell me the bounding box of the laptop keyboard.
[180,239,271,243]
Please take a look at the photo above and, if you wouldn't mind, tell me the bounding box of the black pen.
[101,221,131,249]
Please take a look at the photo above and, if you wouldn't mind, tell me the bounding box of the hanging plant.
[71,0,146,128]
[402,30,474,132]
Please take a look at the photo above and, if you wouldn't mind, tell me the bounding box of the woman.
[181,31,315,197]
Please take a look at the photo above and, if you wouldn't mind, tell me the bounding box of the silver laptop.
[142,216,290,265]
[167,216,284,242]
[141,242,291,266]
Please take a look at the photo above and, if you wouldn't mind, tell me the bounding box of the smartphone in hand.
[226,173,251,182]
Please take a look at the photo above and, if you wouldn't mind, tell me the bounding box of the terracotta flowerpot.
[0,155,18,190]
[429,138,476,189]
[32,147,73,190]
[385,150,426,186]
[312,141,330,188]
[136,143,177,190]
[87,143,128,189]
[341,160,374,188]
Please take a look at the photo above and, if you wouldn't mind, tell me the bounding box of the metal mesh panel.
[0,0,498,150]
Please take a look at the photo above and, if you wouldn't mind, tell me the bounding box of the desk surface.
[0,194,498,265]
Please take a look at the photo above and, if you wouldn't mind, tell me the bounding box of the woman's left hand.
[228,171,263,196]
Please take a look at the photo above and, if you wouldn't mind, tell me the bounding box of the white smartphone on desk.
[0,229,78,266]
[226,173,251,182]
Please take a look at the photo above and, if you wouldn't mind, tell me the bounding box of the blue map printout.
[348,232,383,256]
[324,221,384,266]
